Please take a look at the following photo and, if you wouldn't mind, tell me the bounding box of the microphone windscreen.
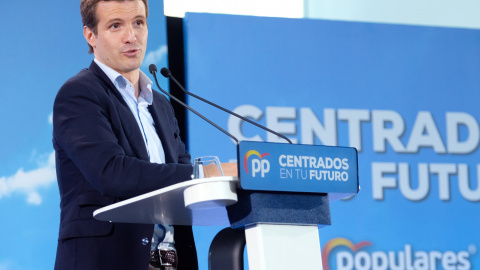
[160,67,171,78]
[149,64,157,74]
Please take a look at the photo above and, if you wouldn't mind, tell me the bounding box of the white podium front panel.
[245,224,323,270]
[93,176,238,226]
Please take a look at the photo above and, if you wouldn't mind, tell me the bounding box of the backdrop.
[184,13,480,270]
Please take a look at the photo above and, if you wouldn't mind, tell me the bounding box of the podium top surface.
[93,176,238,226]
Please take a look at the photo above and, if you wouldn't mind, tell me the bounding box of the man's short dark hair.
[80,0,149,54]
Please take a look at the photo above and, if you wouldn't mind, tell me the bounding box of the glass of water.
[193,156,224,179]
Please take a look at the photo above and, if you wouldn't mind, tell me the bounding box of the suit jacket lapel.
[89,61,150,161]
[148,98,176,163]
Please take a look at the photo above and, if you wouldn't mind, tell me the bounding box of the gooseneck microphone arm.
[160,67,292,144]
[149,64,239,144]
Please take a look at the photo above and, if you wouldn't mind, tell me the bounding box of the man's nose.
[123,25,137,43]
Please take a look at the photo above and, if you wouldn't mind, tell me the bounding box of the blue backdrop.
[184,13,480,270]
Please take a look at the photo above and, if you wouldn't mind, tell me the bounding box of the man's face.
[84,0,148,77]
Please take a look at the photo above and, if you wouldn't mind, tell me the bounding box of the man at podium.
[52,0,197,269]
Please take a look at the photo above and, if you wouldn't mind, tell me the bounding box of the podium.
[94,141,359,270]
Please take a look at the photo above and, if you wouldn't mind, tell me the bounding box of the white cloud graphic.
[142,45,168,68]
[0,113,57,205]
[0,260,12,270]
[0,151,56,205]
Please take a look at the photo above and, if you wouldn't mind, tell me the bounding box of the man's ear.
[83,26,96,49]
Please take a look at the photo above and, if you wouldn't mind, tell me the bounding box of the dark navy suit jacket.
[53,61,197,269]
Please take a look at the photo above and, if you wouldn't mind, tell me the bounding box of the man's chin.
[120,62,143,74]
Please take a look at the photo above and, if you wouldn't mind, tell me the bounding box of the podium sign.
[237,141,359,196]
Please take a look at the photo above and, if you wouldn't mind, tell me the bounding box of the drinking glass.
[193,156,224,179]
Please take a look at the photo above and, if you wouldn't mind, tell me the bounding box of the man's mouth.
[123,49,139,56]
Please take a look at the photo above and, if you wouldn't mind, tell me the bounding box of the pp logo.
[243,150,270,177]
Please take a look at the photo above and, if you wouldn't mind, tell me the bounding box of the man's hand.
[202,163,223,178]
[221,162,238,177]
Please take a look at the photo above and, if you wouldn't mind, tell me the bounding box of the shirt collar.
[94,58,153,104]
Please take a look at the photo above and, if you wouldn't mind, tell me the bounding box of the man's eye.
[111,23,120,29]
[135,20,143,26]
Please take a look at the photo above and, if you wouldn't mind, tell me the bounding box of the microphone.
[149,64,239,144]
[160,67,292,144]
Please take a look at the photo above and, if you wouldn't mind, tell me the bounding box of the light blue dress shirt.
[94,59,165,164]
[94,59,174,250]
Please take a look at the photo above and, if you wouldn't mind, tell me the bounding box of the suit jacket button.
[142,237,149,246]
